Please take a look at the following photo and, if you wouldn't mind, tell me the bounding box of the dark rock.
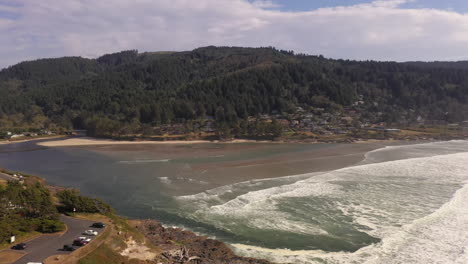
[136,220,273,264]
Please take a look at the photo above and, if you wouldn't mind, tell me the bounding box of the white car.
[83,230,98,236]
[78,237,91,242]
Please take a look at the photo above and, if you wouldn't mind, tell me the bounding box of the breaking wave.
[175,140,468,263]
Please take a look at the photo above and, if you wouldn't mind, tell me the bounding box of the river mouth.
[1,140,467,263]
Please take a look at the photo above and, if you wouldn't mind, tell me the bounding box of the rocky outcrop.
[135,220,272,264]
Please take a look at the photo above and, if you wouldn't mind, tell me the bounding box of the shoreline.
[32,136,403,196]
[36,137,265,147]
[0,169,273,264]
[3,137,435,197]
[0,137,444,200]
[0,135,65,145]
[1,138,458,263]
[35,136,404,147]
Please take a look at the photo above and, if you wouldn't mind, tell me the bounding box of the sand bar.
[37,137,260,147]
[2,136,405,196]
[55,139,391,195]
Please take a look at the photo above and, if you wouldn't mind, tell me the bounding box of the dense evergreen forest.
[1,46,467,137]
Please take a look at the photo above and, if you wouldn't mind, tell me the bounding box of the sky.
[262,0,468,12]
[1,0,468,68]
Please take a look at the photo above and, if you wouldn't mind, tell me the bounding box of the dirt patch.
[120,237,156,261]
[0,251,25,264]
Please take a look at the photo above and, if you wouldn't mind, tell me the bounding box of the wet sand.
[36,137,257,147]
[0,135,65,145]
[61,141,390,196]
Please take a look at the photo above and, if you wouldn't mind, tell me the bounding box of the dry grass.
[0,251,25,264]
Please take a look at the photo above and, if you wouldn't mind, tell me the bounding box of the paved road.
[0,172,14,181]
[9,216,99,264]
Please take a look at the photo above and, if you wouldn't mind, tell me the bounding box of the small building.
[203,121,215,133]
[40,130,54,135]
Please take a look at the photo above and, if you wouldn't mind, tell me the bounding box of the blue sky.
[0,0,20,19]
[265,0,468,13]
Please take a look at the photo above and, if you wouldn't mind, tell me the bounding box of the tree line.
[1,46,468,137]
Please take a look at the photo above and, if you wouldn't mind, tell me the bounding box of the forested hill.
[1,46,468,137]
[405,61,468,70]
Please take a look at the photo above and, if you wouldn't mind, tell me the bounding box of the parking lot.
[4,215,100,264]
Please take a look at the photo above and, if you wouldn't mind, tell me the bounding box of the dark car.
[72,239,87,246]
[11,243,26,250]
[91,222,105,228]
[63,244,75,251]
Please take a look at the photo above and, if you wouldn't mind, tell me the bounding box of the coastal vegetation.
[0,170,273,263]
[0,179,64,244]
[1,46,468,140]
[57,189,113,215]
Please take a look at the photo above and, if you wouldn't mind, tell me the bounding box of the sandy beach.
[36,137,258,147]
[0,135,65,145]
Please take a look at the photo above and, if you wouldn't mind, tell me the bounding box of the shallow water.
[1,140,467,263]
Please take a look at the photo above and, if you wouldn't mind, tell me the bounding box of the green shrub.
[37,218,66,233]
[57,189,113,214]
[0,181,63,243]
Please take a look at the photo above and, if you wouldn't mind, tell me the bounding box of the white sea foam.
[361,140,468,164]
[157,176,172,184]
[158,176,209,185]
[232,176,468,263]
[355,182,468,264]
[177,141,468,264]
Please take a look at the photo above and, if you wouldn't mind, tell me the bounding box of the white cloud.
[1,0,468,68]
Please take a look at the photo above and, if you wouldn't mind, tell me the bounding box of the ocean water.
[0,140,467,263]
[176,140,468,263]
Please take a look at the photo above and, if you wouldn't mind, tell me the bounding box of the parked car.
[62,244,75,251]
[78,236,91,243]
[11,243,26,250]
[91,222,105,228]
[83,230,98,236]
[73,239,88,246]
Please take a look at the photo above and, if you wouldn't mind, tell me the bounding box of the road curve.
[9,215,98,264]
